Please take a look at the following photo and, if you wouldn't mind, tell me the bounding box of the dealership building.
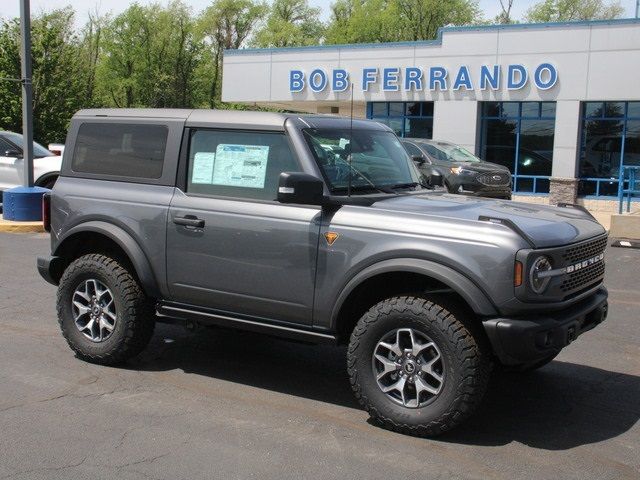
[222,19,640,210]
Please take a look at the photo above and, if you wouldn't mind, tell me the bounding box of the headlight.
[450,167,464,175]
[529,256,553,294]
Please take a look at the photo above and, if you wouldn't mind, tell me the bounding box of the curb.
[0,217,45,233]
[611,239,640,249]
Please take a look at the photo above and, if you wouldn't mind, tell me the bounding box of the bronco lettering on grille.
[565,252,604,273]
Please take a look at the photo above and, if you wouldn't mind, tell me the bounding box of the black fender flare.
[53,221,161,298]
[330,258,497,329]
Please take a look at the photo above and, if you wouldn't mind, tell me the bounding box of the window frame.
[179,127,304,204]
[578,101,640,198]
[62,118,183,186]
[479,101,556,195]
[366,101,434,139]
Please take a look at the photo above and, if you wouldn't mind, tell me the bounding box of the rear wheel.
[57,254,155,365]
[347,296,490,437]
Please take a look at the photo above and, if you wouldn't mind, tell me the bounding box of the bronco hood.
[371,193,606,248]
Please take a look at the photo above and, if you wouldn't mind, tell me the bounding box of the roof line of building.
[224,17,640,56]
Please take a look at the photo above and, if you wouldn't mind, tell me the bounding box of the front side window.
[303,128,422,194]
[187,130,300,201]
[72,123,167,178]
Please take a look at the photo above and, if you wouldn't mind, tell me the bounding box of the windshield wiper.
[331,184,392,194]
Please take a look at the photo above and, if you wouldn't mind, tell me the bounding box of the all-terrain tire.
[347,296,490,437]
[57,254,155,365]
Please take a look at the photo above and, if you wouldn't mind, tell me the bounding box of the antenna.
[348,82,354,197]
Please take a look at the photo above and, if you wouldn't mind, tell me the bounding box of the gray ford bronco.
[37,109,609,436]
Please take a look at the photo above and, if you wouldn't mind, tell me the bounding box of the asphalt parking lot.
[0,232,638,480]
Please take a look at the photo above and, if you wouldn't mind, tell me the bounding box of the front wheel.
[347,296,490,437]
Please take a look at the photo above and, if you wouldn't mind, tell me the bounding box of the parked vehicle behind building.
[402,138,512,199]
[38,109,609,436]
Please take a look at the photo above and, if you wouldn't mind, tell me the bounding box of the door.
[166,128,321,326]
[0,137,22,191]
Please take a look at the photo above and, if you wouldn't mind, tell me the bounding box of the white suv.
[0,131,62,202]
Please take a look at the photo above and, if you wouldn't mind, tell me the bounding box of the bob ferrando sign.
[289,63,558,93]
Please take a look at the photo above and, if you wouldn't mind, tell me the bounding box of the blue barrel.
[2,186,50,221]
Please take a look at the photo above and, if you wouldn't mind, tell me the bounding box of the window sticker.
[191,152,216,184]
[211,144,270,189]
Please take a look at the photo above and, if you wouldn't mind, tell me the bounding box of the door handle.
[173,215,205,228]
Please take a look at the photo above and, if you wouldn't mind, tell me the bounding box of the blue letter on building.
[383,68,400,91]
[453,66,473,90]
[479,65,500,90]
[290,70,305,92]
[429,67,448,90]
[362,68,378,91]
[332,69,349,92]
[534,63,558,90]
[507,64,528,90]
[404,67,422,91]
[309,69,328,92]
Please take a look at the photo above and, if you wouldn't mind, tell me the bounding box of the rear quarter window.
[71,123,168,179]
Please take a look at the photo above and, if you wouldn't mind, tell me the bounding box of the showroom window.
[578,101,640,197]
[479,101,556,194]
[367,102,434,138]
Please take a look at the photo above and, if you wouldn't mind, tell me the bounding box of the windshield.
[303,128,423,194]
[420,142,481,163]
[1,132,52,158]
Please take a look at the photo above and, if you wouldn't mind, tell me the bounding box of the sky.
[1,0,638,26]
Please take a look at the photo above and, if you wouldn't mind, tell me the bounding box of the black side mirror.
[4,149,22,158]
[429,173,443,187]
[411,154,425,165]
[277,172,325,205]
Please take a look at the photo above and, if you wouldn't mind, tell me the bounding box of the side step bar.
[156,302,338,345]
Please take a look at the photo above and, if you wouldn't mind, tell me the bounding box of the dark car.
[402,139,512,199]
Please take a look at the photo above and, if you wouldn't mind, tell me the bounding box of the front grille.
[561,261,605,293]
[558,235,608,296]
[477,171,510,187]
[562,236,608,264]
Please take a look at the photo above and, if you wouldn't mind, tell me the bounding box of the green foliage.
[253,0,325,47]
[0,8,88,143]
[325,0,482,44]
[524,0,624,22]
[198,0,267,107]
[95,1,204,108]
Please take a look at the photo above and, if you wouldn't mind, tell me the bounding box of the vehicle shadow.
[128,323,639,450]
[439,362,640,449]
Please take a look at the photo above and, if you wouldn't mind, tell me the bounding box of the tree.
[496,0,516,24]
[524,0,624,22]
[198,0,266,107]
[397,0,482,41]
[0,8,88,143]
[253,0,325,47]
[95,1,204,108]
[325,0,482,44]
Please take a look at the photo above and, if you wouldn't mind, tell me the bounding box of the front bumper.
[447,176,511,198]
[483,287,608,366]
